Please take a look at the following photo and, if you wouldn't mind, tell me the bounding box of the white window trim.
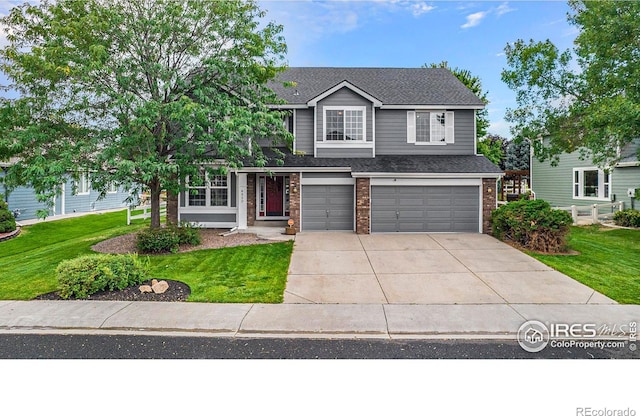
[407,110,454,145]
[185,172,231,208]
[323,106,367,143]
[572,167,612,201]
[107,182,118,194]
[77,172,90,195]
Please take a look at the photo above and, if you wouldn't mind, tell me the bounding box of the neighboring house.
[0,165,130,221]
[178,67,503,233]
[531,139,640,210]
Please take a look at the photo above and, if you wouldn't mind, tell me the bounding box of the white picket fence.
[127,203,166,225]
[554,201,624,225]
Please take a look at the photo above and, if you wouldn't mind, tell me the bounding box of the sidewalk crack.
[99,301,135,329]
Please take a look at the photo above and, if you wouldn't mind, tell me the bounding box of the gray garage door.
[371,186,479,233]
[302,185,354,231]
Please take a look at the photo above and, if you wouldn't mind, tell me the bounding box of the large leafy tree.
[502,0,640,167]
[0,0,292,227]
[477,134,507,169]
[424,61,490,139]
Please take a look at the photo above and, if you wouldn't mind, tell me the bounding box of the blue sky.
[0,0,579,139]
[259,0,579,139]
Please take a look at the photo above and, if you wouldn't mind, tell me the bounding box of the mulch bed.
[91,229,275,254]
[0,227,21,242]
[35,279,191,302]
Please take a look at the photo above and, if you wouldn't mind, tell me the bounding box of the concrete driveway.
[284,233,616,305]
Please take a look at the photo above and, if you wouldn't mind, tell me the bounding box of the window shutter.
[445,111,455,143]
[407,111,416,143]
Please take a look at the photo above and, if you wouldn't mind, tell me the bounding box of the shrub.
[491,199,573,253]
[136,222,201,254]
[170,221,202,246]
[613,209,640,228]
[56,254,148,299]
[137,227,180,253]
[0,197,17,233]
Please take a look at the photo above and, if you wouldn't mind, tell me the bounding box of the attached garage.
[371,185,480,233]
[301,185,354,231]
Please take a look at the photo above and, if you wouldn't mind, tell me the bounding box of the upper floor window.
[324,106,365,141]
[186,172,229,207]
[573,168,610,200]
[407,111,454,144]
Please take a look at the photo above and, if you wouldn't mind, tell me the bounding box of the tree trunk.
[150,178,162,229]
[166,189,178,225]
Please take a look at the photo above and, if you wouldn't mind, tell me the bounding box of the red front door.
[266,176,283,216]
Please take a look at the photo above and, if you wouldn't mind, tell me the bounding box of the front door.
[258,175,290,218]
[266,176,284,216]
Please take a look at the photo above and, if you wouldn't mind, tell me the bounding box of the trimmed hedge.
[0,197,17,233]
[136,222,201,254]
[56,254,148,299]
[491,199,573,253]
[613,209,640,228]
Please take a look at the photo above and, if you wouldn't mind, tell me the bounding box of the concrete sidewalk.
[0,300,638,339]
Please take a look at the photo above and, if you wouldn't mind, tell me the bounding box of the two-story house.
[177,67,503,234]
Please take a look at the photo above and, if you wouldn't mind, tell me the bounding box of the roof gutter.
[616,161,640,168]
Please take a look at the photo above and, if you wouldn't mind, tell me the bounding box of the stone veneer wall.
[289,172,301,232]
[246,174,256,226]
[355,178,370,234]
[482,178,497,234]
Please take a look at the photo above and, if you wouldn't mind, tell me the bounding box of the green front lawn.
[529,225,640,304]
[0,210,293,302]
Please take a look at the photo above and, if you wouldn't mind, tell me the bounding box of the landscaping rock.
[139,285,153,293]
[152,280,169,294]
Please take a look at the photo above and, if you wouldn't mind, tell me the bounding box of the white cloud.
[461,11,487,29]
[496,52,505,57]
[410,2,435,17]
[496,2,516,16]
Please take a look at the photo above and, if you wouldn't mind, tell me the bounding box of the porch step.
[253,220,288,227]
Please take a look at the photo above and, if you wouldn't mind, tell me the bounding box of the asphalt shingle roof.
[267,67,485,107]
[254,149,502,175]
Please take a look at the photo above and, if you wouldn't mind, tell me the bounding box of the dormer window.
[324,106,365,141]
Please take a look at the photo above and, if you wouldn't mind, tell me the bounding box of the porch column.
[482,178,497,234]
[237,173,247,230]
[289,172,301,232]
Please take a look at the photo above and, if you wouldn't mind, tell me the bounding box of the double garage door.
[371,186,480,233]
[301,184,480,233]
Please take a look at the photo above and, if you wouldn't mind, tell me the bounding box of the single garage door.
[302,185,354,231]
[371,186,479,233]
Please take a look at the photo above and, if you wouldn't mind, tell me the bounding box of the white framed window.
[107,182,118,194]
[77,172,90,195]
[407,111,454,144]
[324,106,366,141]
[573,168,611,200]
[186,172,230,207]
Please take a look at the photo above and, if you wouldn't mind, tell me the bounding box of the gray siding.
[2,175,128,221]
[612,166,640,210]
[294,109,314,155]
[317,88,373,143]
[180,213,237,223]
[315,147,373,158]
[531,150,640,209]
[375,109,475,155]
